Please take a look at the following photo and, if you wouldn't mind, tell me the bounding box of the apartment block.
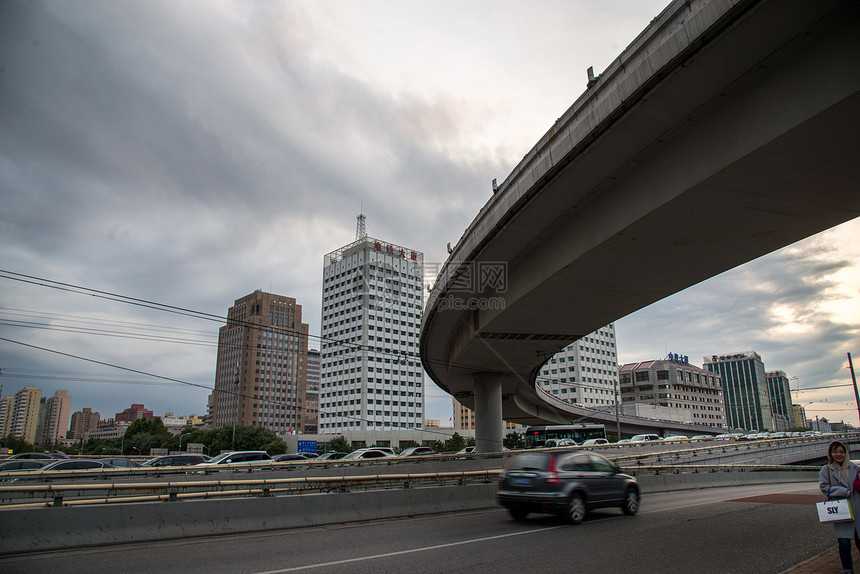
[69,408,101,440]
[35,390,71,445]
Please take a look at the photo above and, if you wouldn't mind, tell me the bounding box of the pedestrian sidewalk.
[785,546,855,573]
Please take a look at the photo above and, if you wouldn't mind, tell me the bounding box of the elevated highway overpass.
[419,0,860,450]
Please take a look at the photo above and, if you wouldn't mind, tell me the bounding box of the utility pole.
[849,353,859,428]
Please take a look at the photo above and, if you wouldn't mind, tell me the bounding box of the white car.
[581,438,609,446]
[662,436,690,444]
[629,434,661,443]
[197,451,273,465]
[545,439,577,448]
[342,448,395,460]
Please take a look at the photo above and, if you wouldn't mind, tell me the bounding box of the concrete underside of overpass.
[420,0,860,449]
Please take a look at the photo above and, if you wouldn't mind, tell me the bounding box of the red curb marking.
[727,493,823,505]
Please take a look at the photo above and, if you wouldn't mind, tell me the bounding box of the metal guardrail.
[0,470,501,510]
[0,463,822,511]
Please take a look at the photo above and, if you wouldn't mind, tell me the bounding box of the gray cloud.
[1,0,856,427]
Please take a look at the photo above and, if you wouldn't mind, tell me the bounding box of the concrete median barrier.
[0,470,818,555]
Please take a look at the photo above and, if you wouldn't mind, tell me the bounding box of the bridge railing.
[0,463,820,510]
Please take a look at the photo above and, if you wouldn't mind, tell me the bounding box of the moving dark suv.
[497,451,639,524]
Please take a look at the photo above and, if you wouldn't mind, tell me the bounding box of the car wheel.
[622,488,639,515]
[509,509,528,521]
[566,493,586,525]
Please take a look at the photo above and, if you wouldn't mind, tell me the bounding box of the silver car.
[497,451,639,524]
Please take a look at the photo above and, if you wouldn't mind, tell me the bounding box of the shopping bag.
[817,498,854,523]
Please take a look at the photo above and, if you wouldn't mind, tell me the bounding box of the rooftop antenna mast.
[356,212,367,240]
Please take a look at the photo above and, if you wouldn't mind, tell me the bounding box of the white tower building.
[319,230,424,433]
[536,324,619,409]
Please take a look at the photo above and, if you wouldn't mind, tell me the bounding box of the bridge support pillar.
[474,373,503,453]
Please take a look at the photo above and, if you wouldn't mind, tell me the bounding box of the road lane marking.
[253,525,568,573]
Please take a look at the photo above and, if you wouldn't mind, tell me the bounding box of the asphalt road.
[0,482,834,573]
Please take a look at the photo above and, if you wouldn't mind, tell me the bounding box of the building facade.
[115,404,154,423]
[536,324,619,409]
[69,408,101,440]
[0,396,13,438]
[5,387,42,443]
[319,234,424,433]
[792,403,808,430]
[619,354,726,426]
[452,399,521,431]
[210,290,309,434]
[35,390,72,445]
[303,349,320,433]
[704,351,774,431]
[766,370,793,431]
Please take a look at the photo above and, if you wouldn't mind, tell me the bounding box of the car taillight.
[546,455,559,485]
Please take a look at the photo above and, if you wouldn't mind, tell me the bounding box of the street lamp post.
[232,363,239,451]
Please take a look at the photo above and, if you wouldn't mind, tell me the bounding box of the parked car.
[0,460,50,472]
[661,436,690,443]
[456,446,476,455]
[7,452,67,460]
[198,451,273,466]
[616,439,631,444]
[342,448,395,460]
[143,454,210,467]
[40,459,116,471]
[497,451,639,524]
[398,446,438,457]
[316,451,349,461]
[273,454,310,462]
[101,457,143,468]
[545,439,577,448]
[629,434,661,443]
[581,439,609,446]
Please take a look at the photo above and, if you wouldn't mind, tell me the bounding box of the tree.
[503,432,524,450]
[205,426,286,455]
[123,417,171,455]
[327,435,352,453]
[444,432,466,453]
[3,434,34,455]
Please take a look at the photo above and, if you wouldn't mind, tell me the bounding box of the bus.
[524,424,607,448]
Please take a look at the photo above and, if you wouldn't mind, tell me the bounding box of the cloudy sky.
[1,0,858,430]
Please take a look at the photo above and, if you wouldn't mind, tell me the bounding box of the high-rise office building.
[704,351,774,431]
[536,324,619,408]
[766,370,793,431]
[303,349,321,433]
[69,408,101,440]
[35,390,71,445]
[210,290,309,433]
[319,231,424,433]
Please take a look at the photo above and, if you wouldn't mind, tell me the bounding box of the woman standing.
[820,440,860,573]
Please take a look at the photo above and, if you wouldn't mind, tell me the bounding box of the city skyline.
[1,0,857,429]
